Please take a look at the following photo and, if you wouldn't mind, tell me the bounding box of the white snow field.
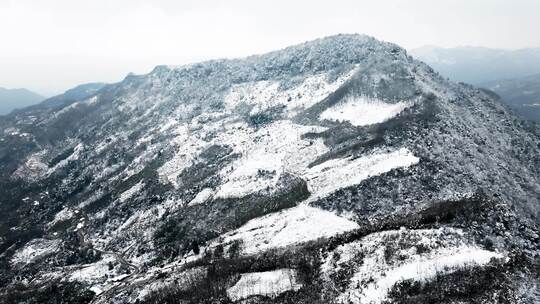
[188,188,214,206]
[217,205,359,255]
[305,147,419,200]
[48,207,76,227]
[119,181,144,203]
[214,152,283,199]
[10,238,61,266]
[322,227,505,304]
[227,269,302,301]
[69,254,117,284]
[351,247,503,304]
[320,96,411,126]
[212,120,327,199]
[224,67,358,116]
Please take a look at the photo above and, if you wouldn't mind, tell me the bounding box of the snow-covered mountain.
[0,34,539,304]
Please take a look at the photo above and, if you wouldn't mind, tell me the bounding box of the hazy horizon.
[2,0,540,96]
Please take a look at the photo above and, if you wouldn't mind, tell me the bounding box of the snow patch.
[352,247,502,304]
[157,124,206,187]
[69,254,116,285]
[48,208,75,227]
[119,181,144,203]
[47,143,84,175]
[90,286,103,295]
[84,96,99,105]
[225,67,357,116]
[11,238,61,266]
[320,96,412,126]
[188,188,214,206]
[12,151,48,181]
[215,153,282,199]
[89,197,184,259]
[217,205,358,255]
[227,269,302,301]
[305,148,419,199]
[213,120,327,198]
[74,222,85,231]
[322,228,504,304]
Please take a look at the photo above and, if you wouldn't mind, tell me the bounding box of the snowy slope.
[0,34,538,304]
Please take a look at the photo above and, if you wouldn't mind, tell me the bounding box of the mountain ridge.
[0,34,538,304]
[0,87,44,115]
[410,45,540,84]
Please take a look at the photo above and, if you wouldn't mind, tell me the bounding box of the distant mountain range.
[6,83,107,116]
[0,87,44,115]
[410,46,540,85]
[33,83,106,110]
[411,46,540,121]
[481,74,540,121]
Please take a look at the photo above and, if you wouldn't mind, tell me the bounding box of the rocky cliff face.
[0,34,538,304]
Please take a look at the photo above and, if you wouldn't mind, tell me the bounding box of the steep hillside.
[0,34,538,304]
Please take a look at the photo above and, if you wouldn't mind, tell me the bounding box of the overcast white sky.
[1,0,539,95]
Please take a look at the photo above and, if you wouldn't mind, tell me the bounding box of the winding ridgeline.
[0,35,539,304]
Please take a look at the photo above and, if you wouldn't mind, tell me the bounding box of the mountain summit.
[1,34,539,303]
